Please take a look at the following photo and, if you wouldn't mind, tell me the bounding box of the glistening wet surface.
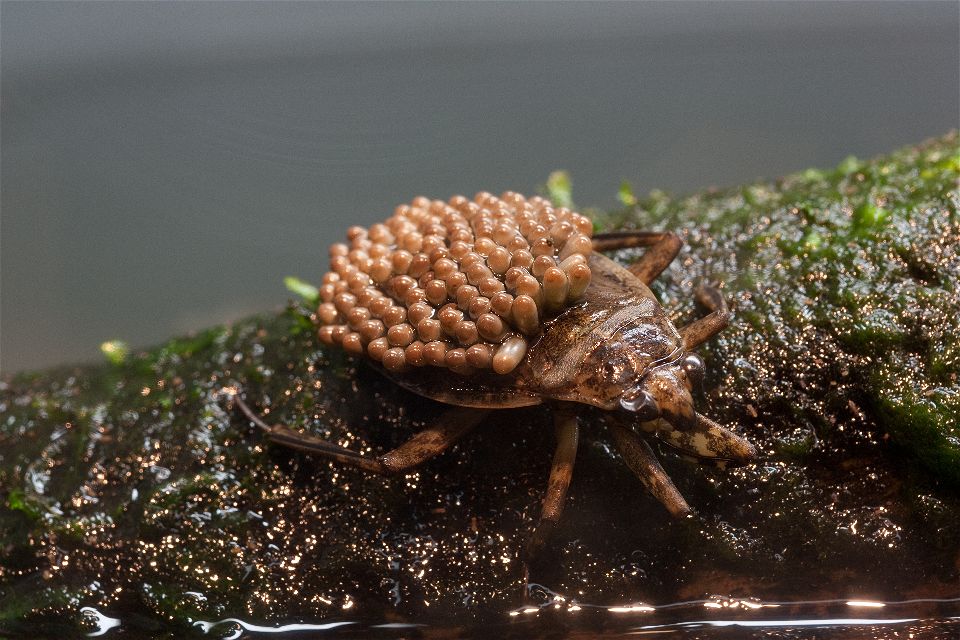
[1,136,958,638]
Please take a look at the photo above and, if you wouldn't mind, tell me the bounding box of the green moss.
[545,170,574,209]
[617,180,638,207]
[5,489,41,520]
[876,382,960,479]
[158,325,228,362]
[99,340,129,366]
[624,131,960,485]
[283,276,319,304]
[852,201,890,231]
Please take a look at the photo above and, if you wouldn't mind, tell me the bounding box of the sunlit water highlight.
[192,618,355,639]
[77,596,960,638]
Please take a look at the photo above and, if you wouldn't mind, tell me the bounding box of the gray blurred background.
[2,1,958,373]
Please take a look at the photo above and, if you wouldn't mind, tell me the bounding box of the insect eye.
[682,353,705,383]
[619,388,660,420]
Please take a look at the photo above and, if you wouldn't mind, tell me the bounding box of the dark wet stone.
[2,134,958,637]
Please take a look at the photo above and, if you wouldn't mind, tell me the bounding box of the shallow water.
[79,597,960,639]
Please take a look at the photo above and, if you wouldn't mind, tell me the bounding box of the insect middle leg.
[679,285,730,350]
[526,406,580,559]
[592,230,682,285]
[234,394,486,474]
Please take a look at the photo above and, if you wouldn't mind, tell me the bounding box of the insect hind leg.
[679,284,730,349]
[592,230,682,285]
[526,407,580,560]
[234,393,485,475]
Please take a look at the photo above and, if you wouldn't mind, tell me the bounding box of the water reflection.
[79,607,121,637]
[193,618,355,638]
[79,597,959,638]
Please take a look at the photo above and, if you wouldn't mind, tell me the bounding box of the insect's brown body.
[235,193,756,558]
[385,253,680,412]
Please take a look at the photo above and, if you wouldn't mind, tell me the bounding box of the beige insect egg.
[382,347,407,372]
[465,343,494,368]
[449,241,471,260]
[333,292,356,315]
[560,234,593,261]
[514,274,543,307]
[493,335,528,374]
[368,296,390,317]
[405,341,426,367]
[403,287,427,307]
[473,237,496,257]
[416,318,442,342]
[444,348,468,370]
[316,191,593,374]
[387,323,415,347]
[348,271,371,291]
[490,292,514,319]
[531,238,553,258]
[467,296,491,320]
[511,249,534,269]
[478,277,505,298]
[550,221,575,245]
[511,295,540,336]
[346,307,370,329]
[425,280,449,306]
[359,319,385,342]
[317,325,336,345]
[476,313,506,342]
[382,305,407,328]
[507,235,529,253]
[318,285,336,306]
[567,262,592,301]
[391,250,413,274]
[542,267,569,311]
[423,340,447,366]
[408,254,431,278]
[486,247,511,275]
[331,325,349,344]
[369,259,392,284]
[367,337,389,361]
[455,285,480,311]
[389,275,417,299]
[342,332,364,355]
[454,320,479,346]
[318,303,339,325]
[531,255,555,278]
[407,302,434,325]
[444,272,468,297]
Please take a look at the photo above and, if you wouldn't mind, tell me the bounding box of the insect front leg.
[526,406,580,559]
[591,230,682,284]
[679,285,730,349]
[655,412,756,465]
[607,421,692,518]
[234,394,486,474]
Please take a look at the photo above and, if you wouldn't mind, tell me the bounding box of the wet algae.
[1,134,958,637]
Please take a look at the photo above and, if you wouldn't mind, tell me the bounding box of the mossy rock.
[605,133,959,486]
[1,134,957,636]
